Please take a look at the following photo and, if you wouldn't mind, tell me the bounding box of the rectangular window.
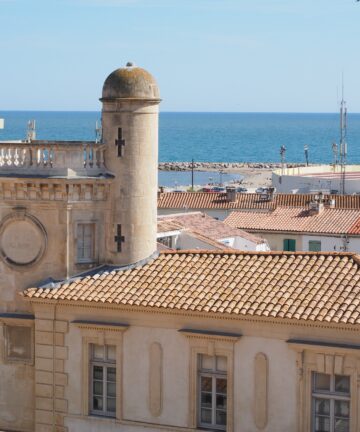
[198,354,227,430]
[90,344,116,417]
[4,325,32,363]
[312,372,350,432]
[157,236,173,249]
[309,240,321,252]
[77,223,95,262]
[283,238,296,251]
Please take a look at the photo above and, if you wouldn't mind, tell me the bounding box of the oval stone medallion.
[0,213,46,267]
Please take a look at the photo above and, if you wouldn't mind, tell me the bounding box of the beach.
[158,162,305,191]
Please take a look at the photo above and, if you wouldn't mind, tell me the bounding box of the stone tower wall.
[102,99,159,265]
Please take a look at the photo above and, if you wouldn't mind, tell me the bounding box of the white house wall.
[158,208,229,221]
[249,231,360,253]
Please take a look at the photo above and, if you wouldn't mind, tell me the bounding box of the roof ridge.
[159,249,356,257]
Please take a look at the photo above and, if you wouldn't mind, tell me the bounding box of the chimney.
[157,186,164,199]
[226,186,236,202]
[309,192,325,215]
[268,187,275,201]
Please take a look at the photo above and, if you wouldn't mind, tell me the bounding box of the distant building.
[158,190,360,220]
[272,164,360,194]
[157,212,269,251]
[224,203,360,252]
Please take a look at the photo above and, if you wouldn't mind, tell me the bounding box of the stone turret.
[101,62,161,265]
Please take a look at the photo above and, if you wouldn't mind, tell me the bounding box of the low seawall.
[158,162,307,171]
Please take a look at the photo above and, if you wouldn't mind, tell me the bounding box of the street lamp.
[219,170,224,186]
[304,144,309,166]
[280,145,286,175]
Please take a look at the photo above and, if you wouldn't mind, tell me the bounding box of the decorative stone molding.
[0,313,35,365]
[288,339,360,432]
[180,329,239,432]
[0,208,47,268]
[178,328,242,343]
[0,180,110,202]
[34,318,69,432]
[0,140,106,177]
[72,320,129,332]
[254,353,268,430]
[76,320,128,420]
[149,342,163,417]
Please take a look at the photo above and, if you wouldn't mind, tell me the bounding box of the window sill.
[66,413,222,432]
[89,412,116,419]
[75,261,98,268]
[198,422,226,431]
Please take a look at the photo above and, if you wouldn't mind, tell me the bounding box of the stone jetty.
[158,162,307,171]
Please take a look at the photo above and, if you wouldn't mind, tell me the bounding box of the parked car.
[211,187,226,192]
[236,187,248,193]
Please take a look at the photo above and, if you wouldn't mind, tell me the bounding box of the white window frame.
[180,329,239,432]
[90,344,117,417]
[74,321,128,420]
[198,354,227,430]
[309,240,322,252]
[312,372,350,432]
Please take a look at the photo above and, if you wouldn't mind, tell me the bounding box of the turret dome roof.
[101,62,160,100]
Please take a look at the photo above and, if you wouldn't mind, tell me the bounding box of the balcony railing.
[0,140,106,177]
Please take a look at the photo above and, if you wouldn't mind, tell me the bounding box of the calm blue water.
[1,111,360,164]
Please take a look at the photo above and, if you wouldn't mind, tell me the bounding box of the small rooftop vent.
[226,186,236,202]
[309,192,325,215]
[259,187,275,202]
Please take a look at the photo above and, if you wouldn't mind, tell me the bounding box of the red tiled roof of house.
[157,220,183,233]
[158,212,264,244]
[224,207,360,235]
[23,250,360,325]
[348,218,360,235]
[157,192,360,210]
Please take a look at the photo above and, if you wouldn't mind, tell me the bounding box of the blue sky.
[0,0,359,112]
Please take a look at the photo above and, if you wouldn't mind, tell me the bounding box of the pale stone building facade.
[0,65,360,432]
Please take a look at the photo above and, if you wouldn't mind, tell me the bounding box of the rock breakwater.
[158,162,307,171]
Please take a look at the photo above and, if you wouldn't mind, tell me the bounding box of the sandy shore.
[195,165,273,190]
[159,164,275,191]
[158,161,306,191]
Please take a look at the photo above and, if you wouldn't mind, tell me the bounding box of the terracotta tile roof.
[158,212,264,244]
[156,242,171,251]
[224,207,360,235]
[23,250,360,325]
[157,220,183,233]
[348,218,360,235]
[158,192,360,211]
[180,231,232,250]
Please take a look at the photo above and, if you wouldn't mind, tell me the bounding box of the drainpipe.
[52,302,58,432]
[66,204,71,279]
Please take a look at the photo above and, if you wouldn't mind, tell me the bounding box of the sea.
[1,111,360,187]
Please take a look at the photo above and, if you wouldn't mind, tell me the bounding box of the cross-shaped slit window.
[115,224,125,252]
[115,128,125,157]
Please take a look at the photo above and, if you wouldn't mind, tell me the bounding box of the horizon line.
[1,110,360,115]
